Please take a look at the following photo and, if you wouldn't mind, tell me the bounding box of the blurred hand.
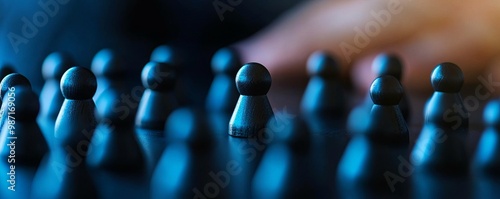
[234,0,500,93]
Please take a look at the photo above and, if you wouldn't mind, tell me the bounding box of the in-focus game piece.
[206,47,241,112]
[301,51,345,116]
[347,53,409,134]
[135,62,177,130]
[337,76,409,197]
[32,66,98,199]
[412,62,469,174]
[473,98,500,175]
[38,52,74,126]
[91,49,124,101]
[229,62,274,138]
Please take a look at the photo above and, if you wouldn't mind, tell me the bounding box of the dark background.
[0,0,305,103]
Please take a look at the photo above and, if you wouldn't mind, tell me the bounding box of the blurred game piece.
[337,76,409,196]
[301,51,345,116]
[229,62,274,138]
[91,49,124,101]
[39,52,74,127]
[473,98,500,176]
[411,62,469,174]
[347,53,410,134]
[135,62,177,130]
[206,47,241,113]
[0,73,32,139]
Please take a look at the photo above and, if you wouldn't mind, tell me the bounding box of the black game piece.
[91,49,124,101]
[229,62,274,138]
[337,76,409,196]
[347,53,410,134]
[473,99,500,176]
[366,75,409,145]
[55,66,98,154]
[39,52,74,123]
[411,62,468,174]
[31,66,98,199]
[151,108,222,199]
[0,86,48,166]
[301,51,345,116]
[87,79,144,172]
[206,47,241,112]
[0,73,32,139]
[135,62,177,130]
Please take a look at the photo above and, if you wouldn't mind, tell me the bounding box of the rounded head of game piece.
[0,73,31,99]
[60,66,97,100]
[15,86,40,120]
[235,62,272,96]
[484,99,500,128]
[0,64,15,79]
[42,52,74,80]
[370,75,403,105]
[91,49,125,77]
[150,45,181,68]
[267,117,310,152]
[431,62,464,92]
[141,62,176,91]
[307,51,339,77]
[211,47,241,75]
[165,108,212,149]
[372,53,403,80]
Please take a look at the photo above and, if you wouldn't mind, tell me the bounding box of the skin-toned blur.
[234,0,500,94]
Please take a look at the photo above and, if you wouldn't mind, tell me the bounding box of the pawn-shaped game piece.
[366,75,409,145]
[55,66,98,155]
[206,47,241,112]
[347,53,410,134]
[87,79,144,171]
[473,99,500,176]
[0,73,32,138]
[411,62,468,174]
[151,108,221,199]
[301,51,345,116]
[91,49,125,101]
[0,86,48,166]
[39,52,74,122]
[229,63,274,138]
[337,76,409,195]
[135,62,177,130]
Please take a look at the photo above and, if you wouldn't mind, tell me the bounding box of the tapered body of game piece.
[206,47,241,113]
[135,62,177,130]
[87,80,144,171]
[229,63,274,138]
[55,66,98,154]
[347,54,410,134]
[411,62,469,174]
[91,49,124,101]
[0,86,47,166]
[152,108,222,199]
[39,52,74,122]
[32,66,98,199]
[252,117,313,199]
[301,51,345,116]
[473,99,500,176]
[338,76,409,196]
